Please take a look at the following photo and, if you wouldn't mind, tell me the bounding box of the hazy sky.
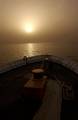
[0,0,78,43]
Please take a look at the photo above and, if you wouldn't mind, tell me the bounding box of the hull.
[0,55,78,120]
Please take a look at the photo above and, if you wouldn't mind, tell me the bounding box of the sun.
[24,24,33,33]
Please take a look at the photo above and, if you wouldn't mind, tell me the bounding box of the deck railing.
[0,55,78,75]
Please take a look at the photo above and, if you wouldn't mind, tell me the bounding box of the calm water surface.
[0,42,78,67]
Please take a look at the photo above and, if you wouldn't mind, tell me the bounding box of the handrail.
[0,55,78,75]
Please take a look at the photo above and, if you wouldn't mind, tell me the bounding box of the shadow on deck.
[0,61,78,120]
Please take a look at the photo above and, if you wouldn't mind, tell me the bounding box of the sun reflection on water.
[27,43,34,56]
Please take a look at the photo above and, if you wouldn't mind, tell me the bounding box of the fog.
[0,0,78,43]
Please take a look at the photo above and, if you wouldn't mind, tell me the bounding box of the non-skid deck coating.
[0,61,78,120]
[33,80,61,120]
